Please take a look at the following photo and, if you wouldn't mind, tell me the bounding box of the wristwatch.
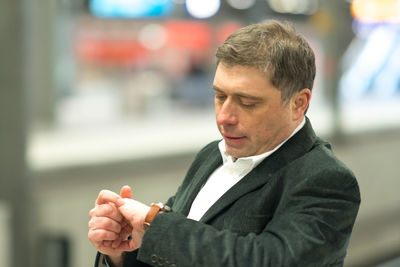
[143,202,171,230]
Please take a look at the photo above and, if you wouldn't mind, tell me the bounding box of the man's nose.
[216,100,238,125]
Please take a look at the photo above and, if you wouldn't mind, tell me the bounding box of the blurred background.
[1,0,400,266]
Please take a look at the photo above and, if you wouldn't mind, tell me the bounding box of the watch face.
[152,202,171,212]
[163,205,172,212]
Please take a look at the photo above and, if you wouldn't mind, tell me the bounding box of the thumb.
[120,185,133,199]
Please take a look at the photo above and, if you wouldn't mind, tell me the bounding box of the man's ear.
[291,88,311,120]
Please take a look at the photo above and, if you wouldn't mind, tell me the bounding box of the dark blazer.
[98,118,360,267]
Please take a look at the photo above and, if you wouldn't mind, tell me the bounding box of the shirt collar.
[218,117,306,168]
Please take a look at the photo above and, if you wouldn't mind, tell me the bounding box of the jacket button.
[157,257,164,266]
[150,254,158,263]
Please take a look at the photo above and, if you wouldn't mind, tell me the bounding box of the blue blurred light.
[340,25,400,100]
[89,0,174,18]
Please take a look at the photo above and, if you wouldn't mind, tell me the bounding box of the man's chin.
[225,147,248,159]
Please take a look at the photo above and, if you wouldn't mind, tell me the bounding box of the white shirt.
[187,118,306,221]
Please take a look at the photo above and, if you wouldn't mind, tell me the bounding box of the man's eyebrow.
[213,86,264,101]
[213,86,224,94]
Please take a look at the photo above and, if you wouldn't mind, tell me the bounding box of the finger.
[117,239,136,251]
[121,218,131,228]
[103,240,113,247]
[96,190,121,205]
[89,217,122,237]
[91,204,123,222]
[111,237,122,249]
[88,218,94,228]
[88,229,119,242]
[110,220,133,249]
[110,229,130,249]
[120,185,132,199]
[110,225,133,249]
[89,208,95,217]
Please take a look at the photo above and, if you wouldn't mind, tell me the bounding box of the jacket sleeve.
[94,251,153,267]
[135,167,360,267]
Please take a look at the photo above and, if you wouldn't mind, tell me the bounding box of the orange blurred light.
[351,0,400,23]
[164,21,212,52]
[76,37,149,65]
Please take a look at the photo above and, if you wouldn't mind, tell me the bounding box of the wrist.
[107,254,124,267]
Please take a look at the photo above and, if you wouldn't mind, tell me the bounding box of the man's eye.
[215,95,226,101]
[240,102,256,108]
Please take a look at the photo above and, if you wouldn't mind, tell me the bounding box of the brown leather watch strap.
[143,204,162,229]
[143,203,172,230]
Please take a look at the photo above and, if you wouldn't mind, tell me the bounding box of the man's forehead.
[213,65,278,97]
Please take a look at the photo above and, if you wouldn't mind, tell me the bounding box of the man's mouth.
[223,135,246,143]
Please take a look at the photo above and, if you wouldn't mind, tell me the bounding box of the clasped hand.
[88,185,150,257]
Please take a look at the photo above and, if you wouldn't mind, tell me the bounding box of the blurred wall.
[0,1,34,267]
[333,131,400,266]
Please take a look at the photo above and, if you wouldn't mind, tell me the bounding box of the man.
[88,20,360,267]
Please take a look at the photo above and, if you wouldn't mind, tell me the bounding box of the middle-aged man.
[88,20,361,267]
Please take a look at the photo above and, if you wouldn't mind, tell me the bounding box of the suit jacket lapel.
[199,117,318,223]
[175,147,223,216]
[199,166,273,223]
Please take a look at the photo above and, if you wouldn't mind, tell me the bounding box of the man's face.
[213,63,297,158]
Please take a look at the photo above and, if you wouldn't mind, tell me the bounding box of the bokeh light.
[138,23,167,50]
[268,0,318,15]
[227,0,256,10]
[185,0,221,19]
